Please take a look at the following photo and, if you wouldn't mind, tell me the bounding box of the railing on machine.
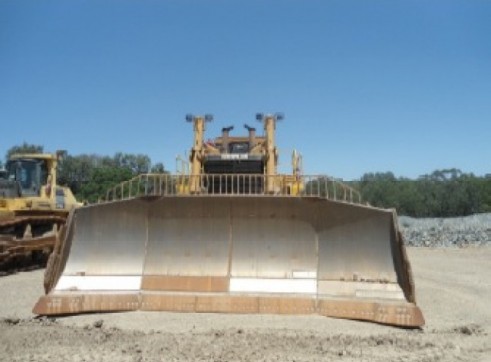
[101,174,363,205]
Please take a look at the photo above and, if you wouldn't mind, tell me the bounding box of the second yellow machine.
[0,152,80,270]
[35,114,424,327]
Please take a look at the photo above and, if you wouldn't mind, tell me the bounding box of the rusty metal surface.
[0,234,58,271]
[34,293,139,315]
[0,215,67,272]
[0,215,66,229]
[34,292,424,327]
[1,235,56,253]
[44,213,73,293]
[141,276,230,292]
[36,196,424,327]
[317,299,424,327]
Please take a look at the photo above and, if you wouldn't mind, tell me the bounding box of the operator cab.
[201,124,265,193]
[5,158,49,197]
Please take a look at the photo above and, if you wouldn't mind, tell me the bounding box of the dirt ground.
[0,247,489,362]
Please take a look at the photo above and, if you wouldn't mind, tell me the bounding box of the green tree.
[57,154,109,194]
[479,176,491,212]
[417,169,481,217]
[77,166,134,203]
[6,143,44,160]
[56,152,166,203]
[358,169,486,217]
[150,162,167,174]
[358,172,399,209]
[113,152,151,174]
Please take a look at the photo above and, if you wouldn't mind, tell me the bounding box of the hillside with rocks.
[399,213,491,247]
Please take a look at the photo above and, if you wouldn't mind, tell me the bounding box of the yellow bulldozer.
[35,114,424,327]
[0,152,80,271]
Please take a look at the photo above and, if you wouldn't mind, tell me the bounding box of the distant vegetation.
[353,170,491,217]
[4,143,490,217]
[57,153,167,203]
[4,143,167,203]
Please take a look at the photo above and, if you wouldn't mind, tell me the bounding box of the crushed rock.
[399,213,491,247]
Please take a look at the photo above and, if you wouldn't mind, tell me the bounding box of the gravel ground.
[1,246,490,362]
[1,214,490,361]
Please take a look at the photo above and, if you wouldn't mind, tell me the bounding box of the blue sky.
[1,0,490,180]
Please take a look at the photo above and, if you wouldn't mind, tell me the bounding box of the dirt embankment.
[0,247,490,362]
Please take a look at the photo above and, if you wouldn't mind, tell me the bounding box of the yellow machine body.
[35,115,424,327]
[0,152,80,270]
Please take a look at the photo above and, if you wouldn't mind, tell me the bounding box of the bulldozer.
[0,152,81,271]
[34,114,424,327]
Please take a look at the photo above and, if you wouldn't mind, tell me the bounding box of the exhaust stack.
[221,126,234,153]
[244,124,256,150]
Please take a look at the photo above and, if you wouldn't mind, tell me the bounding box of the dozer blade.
[34,196,424,327]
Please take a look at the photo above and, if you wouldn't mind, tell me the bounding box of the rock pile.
[399,213,491,247]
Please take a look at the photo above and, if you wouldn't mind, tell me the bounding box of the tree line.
[3,143,167,203]
[353,170,491,217]
[3,143,490,217]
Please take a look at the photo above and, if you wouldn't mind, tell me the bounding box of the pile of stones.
[398,213,491,247]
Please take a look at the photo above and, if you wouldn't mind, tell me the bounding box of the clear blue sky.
[1,0,489,180]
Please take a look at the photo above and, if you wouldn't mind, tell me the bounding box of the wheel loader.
[34,114,424,327]
[0,152,81,272]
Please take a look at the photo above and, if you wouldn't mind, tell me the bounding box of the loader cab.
[5,158,49,197]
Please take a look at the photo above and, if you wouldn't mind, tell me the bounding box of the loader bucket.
[34,196,424,327]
